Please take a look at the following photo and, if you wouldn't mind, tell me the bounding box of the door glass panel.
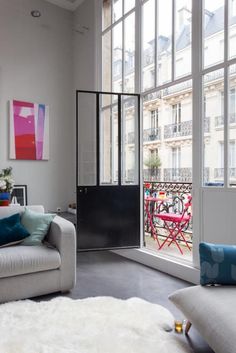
[228,64,236,186]
[142,0,155,91]
[113,22,123,93]
[175,0,192,78]
[203,69,224,186]
[203,0,224,68]
[100,95,118,185]
[122,96,139,185]
[77,93,97,186]
[102,30,111,106]
[157,0,172,85]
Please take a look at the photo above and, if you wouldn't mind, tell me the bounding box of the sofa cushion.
[0,205,45,220]
[199,242,236,285]
[0,245,61,278]
[0,213,30,247]
[169,285,236,353]
[21,208,55,245]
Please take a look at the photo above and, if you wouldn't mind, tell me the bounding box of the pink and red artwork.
[9,100,49,160]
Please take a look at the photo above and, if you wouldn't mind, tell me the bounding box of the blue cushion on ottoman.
[0,213,30,247]
[199,242,236,285]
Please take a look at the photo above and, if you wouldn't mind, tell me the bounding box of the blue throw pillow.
[21,208,55,245]
[199,242,236,285]
[0,213,30,247]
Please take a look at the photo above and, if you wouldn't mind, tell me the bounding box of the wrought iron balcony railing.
[143,127,161,142]
[164,118,210,139]
[215,113,236,127]
[143,168,161,181]
[214,168,236,178]
[164,121,192,139]
[163,168,192,182]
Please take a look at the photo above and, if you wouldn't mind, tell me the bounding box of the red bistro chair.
[154,195,192,254]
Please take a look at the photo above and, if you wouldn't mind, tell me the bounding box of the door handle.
[78,188,87,194]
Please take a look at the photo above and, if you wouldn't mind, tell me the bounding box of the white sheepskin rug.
[0,296,192,353]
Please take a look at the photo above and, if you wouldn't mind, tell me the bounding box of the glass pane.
[203,0,224,68]
[142,0,155,91]
[229,0,236,59]
[77,93,96,186]
[143,81,192,182]
[112,22,123,93]
[122,96,139,185]
[102,31,111,106]
[100,96,118,185]
[124,13,135,93]
[175,0,192,78]
[203,69,224,186]
[103,0,111,30]
[124,0,135,14]
[157,0,172,85]
[113,0,122,23]
[228,64,236,186]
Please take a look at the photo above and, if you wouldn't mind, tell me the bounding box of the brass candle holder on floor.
[174,320,183,333]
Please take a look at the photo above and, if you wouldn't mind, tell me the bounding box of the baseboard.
[112,248,200,284]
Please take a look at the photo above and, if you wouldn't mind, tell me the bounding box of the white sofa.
[0,205,76,303]
[169,285,236,353]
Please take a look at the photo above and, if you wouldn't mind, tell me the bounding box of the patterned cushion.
[199,242,236,285]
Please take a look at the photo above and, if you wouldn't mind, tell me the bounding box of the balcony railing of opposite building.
[215,113,236,127]
[214,168,236,179]
[164,117,210,139]
[164,168,192,182]
[143,127,161,142]
[143,168,161,181]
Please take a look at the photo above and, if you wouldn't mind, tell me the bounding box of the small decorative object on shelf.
[0,167,15,206]
[67,203,76,214]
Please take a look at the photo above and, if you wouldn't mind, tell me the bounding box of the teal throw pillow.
[0,213,30,247]
[21,208,55,245]
[199,242,236,285]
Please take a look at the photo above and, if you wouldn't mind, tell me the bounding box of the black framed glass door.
[76,91,141,251]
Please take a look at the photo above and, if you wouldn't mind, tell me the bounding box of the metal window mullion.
[96,93,100,186]
[172,0,176,81]
[192,0,203,266]
[118,95,122,185]
[154,0,157,88]
[122,4,125,92]
[135,0,142,93]
[224,0,229,187]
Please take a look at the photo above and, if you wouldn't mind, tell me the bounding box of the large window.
[202,1,236,187]
[102,0,136,94]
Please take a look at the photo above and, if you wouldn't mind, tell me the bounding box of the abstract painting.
[9,100,49,160]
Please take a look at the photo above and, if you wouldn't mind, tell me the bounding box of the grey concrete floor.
[37,251,214,353]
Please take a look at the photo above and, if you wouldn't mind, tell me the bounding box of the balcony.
[164,168,192,182]
[215,113,236,127]
[143,127,161,142]
[143,181,192,261]
[214,168,236,179]
[164,118,210,139]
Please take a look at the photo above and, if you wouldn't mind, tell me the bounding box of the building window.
[172,147,181,170]
[150,109,158,129]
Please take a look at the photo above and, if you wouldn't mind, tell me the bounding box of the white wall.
[73,0,98,90]
[0,0,74,211]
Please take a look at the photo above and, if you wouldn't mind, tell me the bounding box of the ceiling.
[44,0,85,11]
